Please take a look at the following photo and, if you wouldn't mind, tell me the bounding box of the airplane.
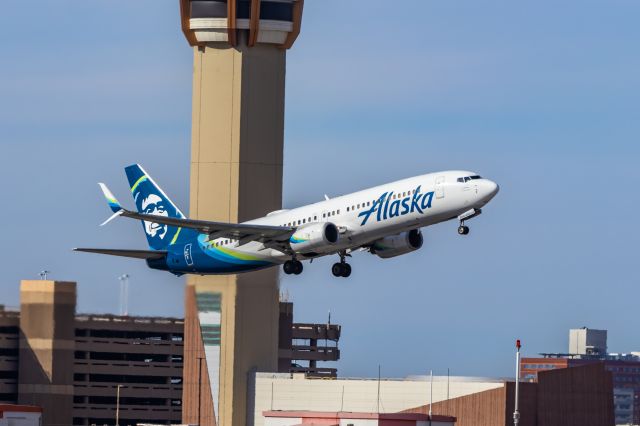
[75,164,499,278]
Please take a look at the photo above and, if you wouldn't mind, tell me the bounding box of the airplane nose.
[488,180,499,197]
[480,180,499,202]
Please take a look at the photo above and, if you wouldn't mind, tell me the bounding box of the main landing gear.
[332,251,352,278]
[283,259,303,275]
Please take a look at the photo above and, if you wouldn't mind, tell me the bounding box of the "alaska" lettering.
[358,185,434,226]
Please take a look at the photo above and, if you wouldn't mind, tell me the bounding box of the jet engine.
[370,229,423,259]
[290,222,339,254]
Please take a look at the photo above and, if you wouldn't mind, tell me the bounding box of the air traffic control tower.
[177,1,304,425]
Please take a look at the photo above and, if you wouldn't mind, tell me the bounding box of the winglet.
[98,183,123,213]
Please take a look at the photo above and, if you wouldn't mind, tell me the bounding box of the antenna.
[118,274,130,316]
[39,270,51,280]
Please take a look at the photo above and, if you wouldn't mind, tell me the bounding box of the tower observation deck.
[177,2,304,426]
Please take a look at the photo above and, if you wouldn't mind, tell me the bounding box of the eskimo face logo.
[132,177,179,249]
[141,194,169,239]
[358,185,434,226]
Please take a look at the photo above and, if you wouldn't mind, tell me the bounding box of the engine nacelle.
[371,229,423,259]
[290,222,339,254]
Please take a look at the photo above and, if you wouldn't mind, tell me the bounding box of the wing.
[74,248,168,259]
[120,210,294,243]
[97,183,295,252]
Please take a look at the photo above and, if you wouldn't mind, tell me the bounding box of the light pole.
[39,270,50,280]
[514,339,521,426]
[118,274,130,316]
[429,370,433,426]
[116,384,122,426]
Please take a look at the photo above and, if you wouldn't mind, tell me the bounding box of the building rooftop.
[263,410,455,423]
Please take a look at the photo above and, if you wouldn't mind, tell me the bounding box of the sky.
[1,0,639,379]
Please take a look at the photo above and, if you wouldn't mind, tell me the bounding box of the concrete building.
[569,327,607,356]
[407,363,615,426]
[263,411,456,426]
[0,280,184,426]
[177,1,306,425]
[521,327,640,425]
[278,302,341,378]
[248,373,506,426]
[0,280,341,425]
[613,387,634,425]
[17,280,75,426]
[0,404,42,426]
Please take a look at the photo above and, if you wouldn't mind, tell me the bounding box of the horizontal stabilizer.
[74,248,167,260]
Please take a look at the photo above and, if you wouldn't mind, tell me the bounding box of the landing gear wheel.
[292,260,303,275]
[341,263,352,278]
[458,225,470,235]
[331,262,351,278]
[283,260,295,275]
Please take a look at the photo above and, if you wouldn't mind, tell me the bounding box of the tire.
[332,263,344,277]
[341,263,352,278]
[458,225,470,235]
[293,261,303,275]
[283,261,294,275]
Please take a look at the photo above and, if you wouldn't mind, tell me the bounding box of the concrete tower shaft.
[179,2,304,426]
[18,281,76,426]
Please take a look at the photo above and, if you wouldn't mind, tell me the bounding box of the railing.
[292,323,341,341]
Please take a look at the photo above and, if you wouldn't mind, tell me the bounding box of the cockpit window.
[457,175,483,183]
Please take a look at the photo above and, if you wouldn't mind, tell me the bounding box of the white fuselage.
[203,170,499,264]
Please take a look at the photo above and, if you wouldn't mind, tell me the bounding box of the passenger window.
[337,209,340,214]
[314,216,317,220]
[347,207,350,212]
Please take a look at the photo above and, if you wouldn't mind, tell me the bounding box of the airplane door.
[435,176,446,199]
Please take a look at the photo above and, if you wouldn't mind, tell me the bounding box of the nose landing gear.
[457,208,481,236]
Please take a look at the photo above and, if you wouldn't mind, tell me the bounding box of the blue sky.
[1,0,639,378]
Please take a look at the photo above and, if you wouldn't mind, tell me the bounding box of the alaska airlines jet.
[75,165,499,278]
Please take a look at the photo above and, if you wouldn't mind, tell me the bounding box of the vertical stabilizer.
[125,164,185,250]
